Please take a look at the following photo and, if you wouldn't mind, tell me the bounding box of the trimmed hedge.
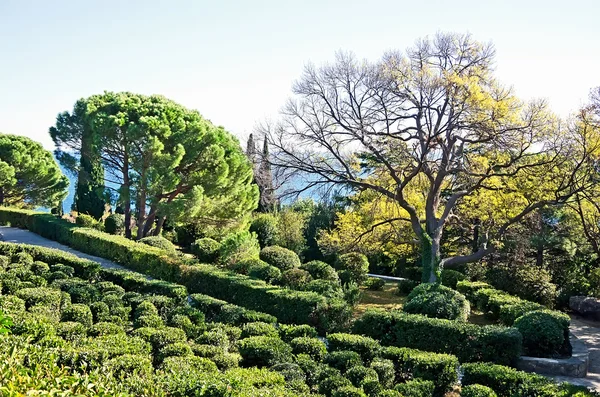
[0,208,344,331]
[403,283,470,321]
[259,246,301,271]
[353,309,521,365]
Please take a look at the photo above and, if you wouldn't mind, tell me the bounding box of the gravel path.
[0,226,126,271]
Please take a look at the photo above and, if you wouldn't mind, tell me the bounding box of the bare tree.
[260,33,599,282]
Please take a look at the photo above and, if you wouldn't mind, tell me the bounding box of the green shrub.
[403,283,470,321]
[461,384,498,397]
[250,214,279,248]
[394,379,435,397]
[0,295,26,316]
[190,293,276,325]
[241,322,279,339]
[104,214,125,235]
[381,346,459,393]
[15,287,62,312]
[318,372,353,396]
[346,365,379,387]
[456,281,491,301]
[270,362,306,383]
[343,282,362,306]
[290,336,327,361]
[219,231,261,266]
[397,279,419,295]
[248,263,282,283]
[332,386,367,397]
[89,322,125,337]
[305,279,344,299]
[160,354,217,373]
[353,309,521,365]
[237,336,293,367]
[50,264,75,277]
[157,342,193,363]
[440,269,466,289]
[75,214,98,228]
[31,261,50,274]
[484,262,557,306]
[105,354,153,378]
[336,253,369,285]
[461,362,549,397]
[279,324,318,341]
[191,237,221,263]
[401,266,422,282]
[232,257,267,275]
[364,277,386,291]
[56,321,87,341]
[301,260,339,282]
[134,314,164,328]
[514,310,568,357]
[11,313,56,342]
[139,236,176,252]
[149,327,187,350]
[370,358,395,389]
[169,314,203,339]
[260,246,301,271]
[280,268,313,289]
[328,333,381,362]
[61,303,93,327]
[325,350,363,372]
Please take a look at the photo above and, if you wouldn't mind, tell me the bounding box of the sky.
[1,0,599,151]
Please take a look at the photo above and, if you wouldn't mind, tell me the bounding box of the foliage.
[104,214,125,235]
[191,237,221,263]
[514,311,569,357]
[290,337,328,361]
[440,269,467,289]
[248,262,282,283]
[237,335,293,367]
[403,283,470,321]
[280,268,313,289]
[139,236,176,252]
[301,260,340,282]
[336,252,369,285]
[364,277,386,291]
[250,213,279,248]
[0,133,69,209]
[260,245,302,271]
[461,384,498,397]
[76,213,100,228]
[219,230,260,266]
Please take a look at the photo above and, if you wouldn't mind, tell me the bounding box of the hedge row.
[352,309,522,365]
[462,362,600,397]
[0,208,348,330]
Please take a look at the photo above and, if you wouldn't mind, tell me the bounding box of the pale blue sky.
[1,0,599,150]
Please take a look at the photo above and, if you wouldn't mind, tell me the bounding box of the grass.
[354,281,406,318]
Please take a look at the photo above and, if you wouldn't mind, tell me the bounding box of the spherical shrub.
[345,365,379,387]
[50,264,75,277]
[0,295,26,316]
[130,327,159,342]
[270,362,306,384]
[279,324,318,342]
[31,261,50,275]
[237,336,293,367]
[105,354,153,378]
[248,263,282,283]
[325,350,363,372]
[232,258,268,275]
[15,287,62,312]
[134,301,159,319]
[139,236,176,251]
[160,355,218,373]
[332,385,367,397]
[403,283,470,321]
[219,231,260,266]
[335,253,369,285]
[47,271,69,283]
[364,277,386,291]
[150,327,187,350]
[169,314,203,339]
[440,269,467,289]
[211,352,242,370]
[304,279,344,300]
[191,237,221,263]
[11,313,56,342]
[76,213,98,228]
[280,268,313,289]
[197,329,231,348]
[394,379,435,397]
[318,373,353,396]
[89,322,125,337]
[134,314,164,329]
[14,252,34,266]
[370,358,395,389]
[327,333,381,362]
[290,337,328,361]
[61,303,93,327]
[241,322,279,339]
[461,384,498,397]
[104,213,125,235]
[514,311,565,357]
[56,321,87,341]
[301,260,340,282]
[259,246,301,271]
[250,214,279,248]
[157,342,193,363]
[96,281,126,296]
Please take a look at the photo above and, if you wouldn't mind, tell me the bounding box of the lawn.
[354,281,406,318]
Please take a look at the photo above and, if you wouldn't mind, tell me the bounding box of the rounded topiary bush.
[56,321,87,341]
[346,365,379,387]
[237,336,293,367]
[61,303,93,327]
[440,269,467,289]
[139,236,176,251]
[106,354,154,378]
[241,322,279,339]
[332,386,367,397]
[75,213,98,228]
[290,337,328,361]
[104,213,125,235]
[259,246,301,271]
[370,359,395,389]
[364,277,386,291]
[279,324,318,342]
[250,214,279,248]
[325,350,363,372]
[335,253,369,285]
[304,279,344,299]
[301,260,339,282]
[248,263,281,284]
[403,283,470,321]
[461,384,498,397]
[232,258,267,275]
[280,268,313,289]
[191,238,221,263]
[514,310,566,357]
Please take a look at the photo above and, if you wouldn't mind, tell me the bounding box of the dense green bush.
[290,337,328,361]
[89,322,125,337]
[403,283,470,321]
[56,321,87,341]
[353,309,521,365]
[335,253,369,285]
[191,237,221,263]
[105,354,153,378]
[461,384,498,397]
[440,269,467,289]
[280,268,313,289]
[401,266,423,282]
[15,287,62,312]
[219,231,260,266]
[364,277,386,291]
[328,333,381,363]
[394,379,435,397]
[138,236,176,252]
[103,214,125,235]
[514,310,569,357]
[305,279,344,299]
[325,350,363,372]
[456,281,492,301]
[250,214,279,248]
[62,303,93,327]
[237,336,293,367]
[397,279,419,295]
[232,257,267,275]
[279,324,318,341]
[260,246,301,271]
[241,322,279,338]
[332,385,367,397]
[370,358,395,389]
[75,214,98,228]
[301,260,340,282]
[461,362,548,397]
[484,262,557,306]
[248,262,282,283]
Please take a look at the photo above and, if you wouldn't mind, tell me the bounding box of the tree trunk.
[153,216,167,236]
[136,181,147,240]
[421,232,441,283]
[472,218,480,254]
[123,159,132,239]
[142,205,158,237]
[0,186,4,206]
